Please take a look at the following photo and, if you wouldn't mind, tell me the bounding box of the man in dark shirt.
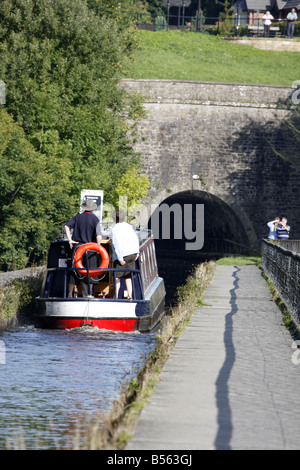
[64,199,102,297]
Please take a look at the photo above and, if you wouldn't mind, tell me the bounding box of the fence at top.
[261,239,300,325]
[135,13,300,38]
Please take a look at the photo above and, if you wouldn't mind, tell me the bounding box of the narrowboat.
[35,191,166,333]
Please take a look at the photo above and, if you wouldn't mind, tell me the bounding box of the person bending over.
[110,210,139,300]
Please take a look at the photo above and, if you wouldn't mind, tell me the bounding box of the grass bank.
[216,255,261,266]
[124,30,300,85]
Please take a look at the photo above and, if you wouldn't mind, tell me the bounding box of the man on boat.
[64,199,102,297]
[110,210,139,300]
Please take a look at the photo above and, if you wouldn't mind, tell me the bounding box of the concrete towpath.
[126,265,300,450]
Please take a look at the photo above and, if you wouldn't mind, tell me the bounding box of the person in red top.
[64,199,102,297]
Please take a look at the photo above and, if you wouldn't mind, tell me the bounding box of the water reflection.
[0,325,156,449]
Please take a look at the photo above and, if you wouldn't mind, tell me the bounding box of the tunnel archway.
[148,190,253,305]
[149,190,252,258]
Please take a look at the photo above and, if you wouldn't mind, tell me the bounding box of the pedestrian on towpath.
[267,217,280,240]
[276,217,290,240]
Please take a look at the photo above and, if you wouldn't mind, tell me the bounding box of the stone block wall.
[122,79,300,249]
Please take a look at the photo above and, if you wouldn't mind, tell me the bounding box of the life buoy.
[74,243,109,277]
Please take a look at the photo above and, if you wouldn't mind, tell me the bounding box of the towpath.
[126,265,300,450]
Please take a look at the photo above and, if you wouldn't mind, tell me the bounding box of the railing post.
[85,249,92,297]
[131,272,136,300]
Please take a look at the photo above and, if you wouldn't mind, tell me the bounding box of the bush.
[273,21,300,37]
[154,15,167,31]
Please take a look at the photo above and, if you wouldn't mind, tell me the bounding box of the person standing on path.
[276,217,290,240]
[287,8,298,38]
[263,11,274,37]
[267,217,280,240]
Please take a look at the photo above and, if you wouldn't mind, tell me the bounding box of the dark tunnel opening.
[148,190,252,305]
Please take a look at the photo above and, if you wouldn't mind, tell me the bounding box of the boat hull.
[40,315,139,332]
[36,277,166,333]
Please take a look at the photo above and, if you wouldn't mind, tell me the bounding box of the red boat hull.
[41,317,139,332]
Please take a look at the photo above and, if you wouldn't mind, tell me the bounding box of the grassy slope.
[215,256,261,265]
[124,30,300,85]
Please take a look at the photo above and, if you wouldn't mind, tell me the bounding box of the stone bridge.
[122,79,300,258]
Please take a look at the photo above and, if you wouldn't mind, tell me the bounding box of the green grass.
[215,256,261,265]
[124,30,300,85]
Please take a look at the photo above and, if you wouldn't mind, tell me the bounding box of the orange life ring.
[74,243,109,277]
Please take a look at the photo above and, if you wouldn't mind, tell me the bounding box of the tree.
[0,0,136,132]
[87,0,152,26]
[145,0,166,18]
[112,165,150,208]
[0,108,73,270]
[218,0,234,36]
[0,0,148,269]
[184,0,225,20]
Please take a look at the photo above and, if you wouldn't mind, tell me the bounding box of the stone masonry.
[122,79,300,251]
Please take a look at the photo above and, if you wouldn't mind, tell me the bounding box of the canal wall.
[122,79,300,250]
[0,267,44,330]
[0,267,44,288]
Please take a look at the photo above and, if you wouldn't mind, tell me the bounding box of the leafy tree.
[0,0,136,132]
[87,0,151,26]
[0,108,73,270]
[112,165,150,209]
[184,0,225,20]
[218,0,234,36]
[145,0,166,18]
[0,0,149,270]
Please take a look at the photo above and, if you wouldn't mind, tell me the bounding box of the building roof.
[274,0,287,9]
[234,0,272,11]
[234,0,300,9]
[280,0,300,9]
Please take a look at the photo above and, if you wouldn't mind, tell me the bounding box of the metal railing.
[42,265,144,301]
[136,14,299,38]
[41,232,158,301]
[261,239,300,324]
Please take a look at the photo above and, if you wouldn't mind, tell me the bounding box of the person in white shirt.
[110,210,139,300]
[267,217,280,240]
[263,11,274,37]
[287,8,298,39]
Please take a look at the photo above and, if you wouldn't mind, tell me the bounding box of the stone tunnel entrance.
[148,190,253,305]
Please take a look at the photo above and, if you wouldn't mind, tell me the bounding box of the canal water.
[0,255,197,450]
[0,325,156,450]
